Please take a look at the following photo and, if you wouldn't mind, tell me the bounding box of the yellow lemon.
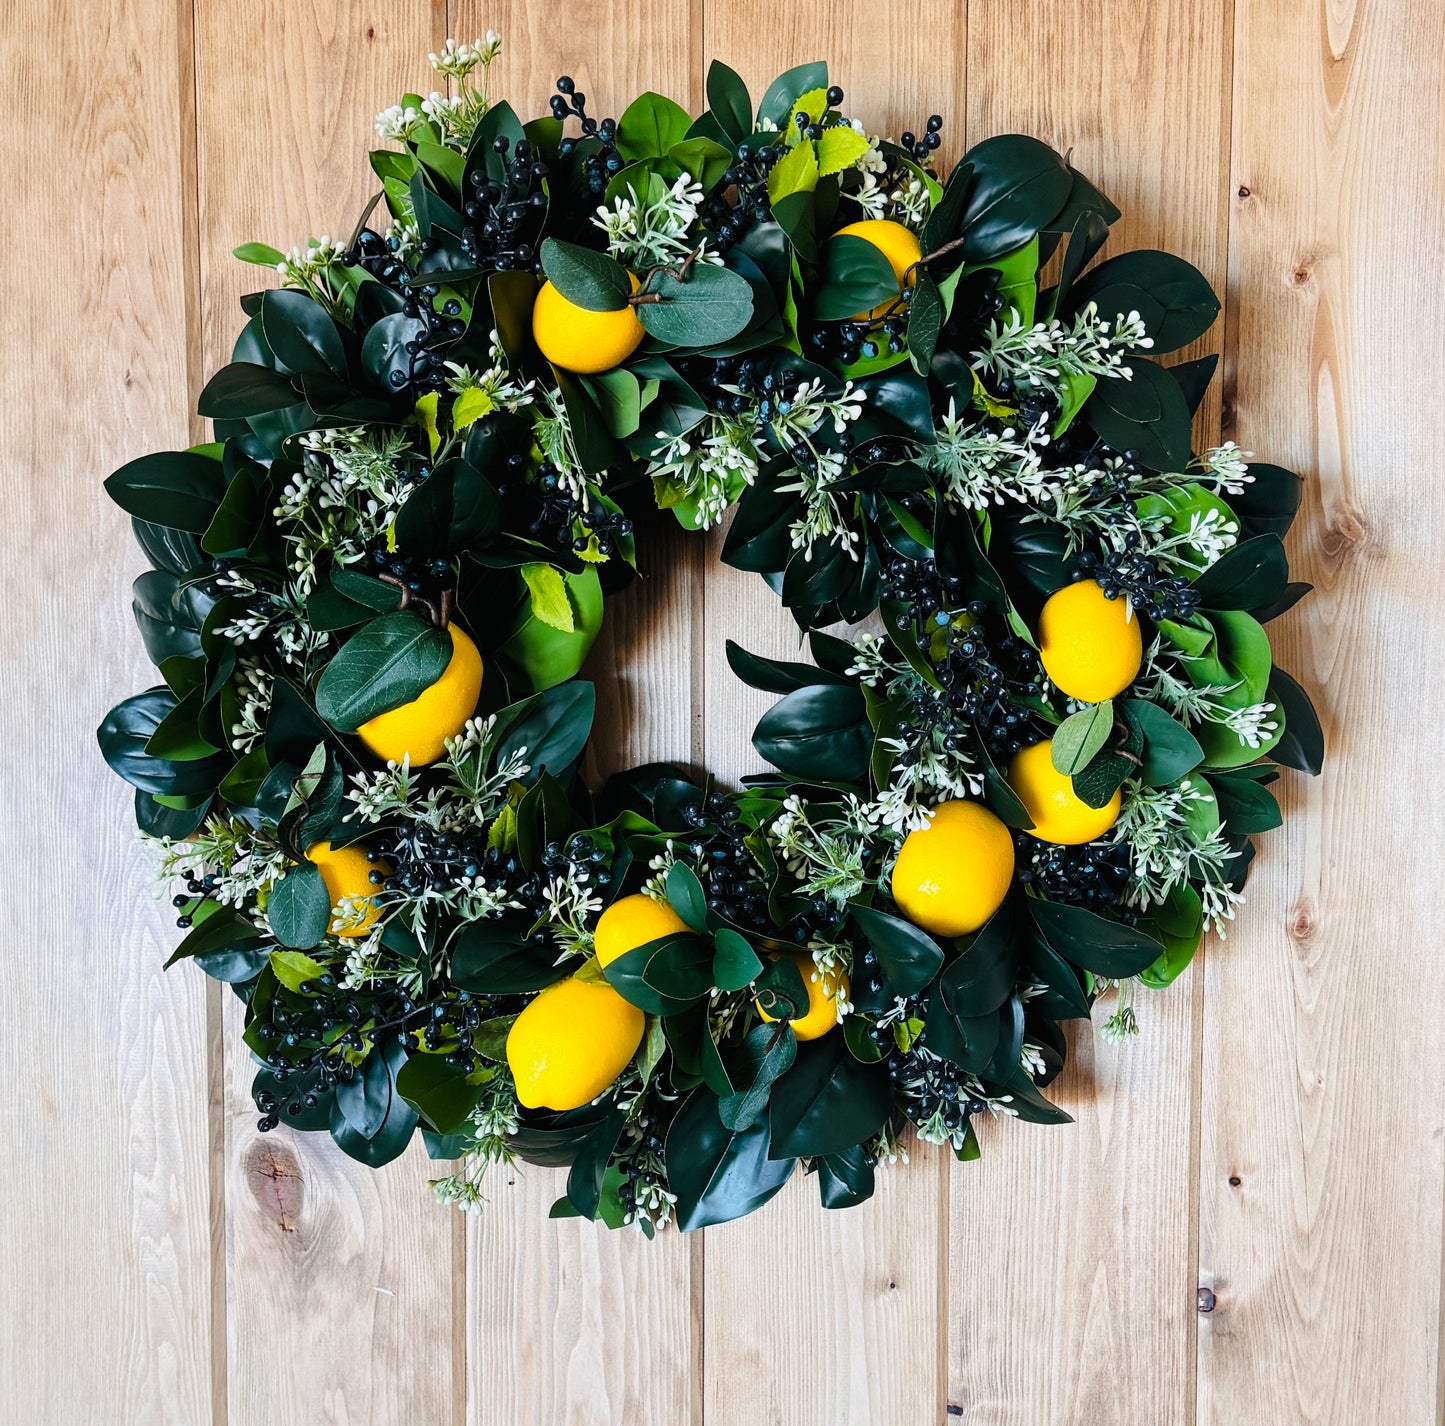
[304,839,389,938]
[1008,740,1122,845]
[506,976,645,1111]
[1038,579,1142,703]
[834,218,922,319]
[756,949,847,1041]
[890,799,1015,938]
[355,623,483,767]
[593,893,690,969]
[531,273,645,374]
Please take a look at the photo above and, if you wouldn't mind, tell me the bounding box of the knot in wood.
[243,1137,305,1232]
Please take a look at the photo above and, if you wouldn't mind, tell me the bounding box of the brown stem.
[376,571,447,630]
[628,246,702,304]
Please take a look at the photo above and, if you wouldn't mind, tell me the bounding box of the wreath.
[98,37,1322,1233]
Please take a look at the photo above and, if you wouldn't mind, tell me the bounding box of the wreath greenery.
[98,37,1323,1232]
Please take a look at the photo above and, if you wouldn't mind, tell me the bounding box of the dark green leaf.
[816,1144,876,1209]
[705,60,752,145]
[1067,249,1219,353]
[164,904,263,968]
[725,638,849,694]
[848,902,944,996]
[105,451,229,533]
[753,954,810,1020]
[338,1047,396,1139]
[394,458,502,555]
[666,1088,796,1231]
[768,1035,893,1159]
[908,271,944,373]
[1207,768,1283,833]
[313,611,452,731]
[1269,667,1324,775]
[665,863,709,932]
[1030,898,1165,977]
[1191,534,1289,613]
[1086,356,1195,471]
[756,62,827,127]
[712,928,764,992]
[719,1023,797,1131]
[540,237,631,312]
[328,1037,417,1167]
[395,1053,485,1135]
[959,134,1072,262]
[260,289,347,379]
[133,517,203,575]
[98,688,231,797]
[494,681,596,782]
[450,920,569,994]
[752,684,871,783]
[132,571,213,665]
[923,982,1001,1073]
[1123,698,1205,786]
[938,905,1019,1017]
[603,933,714,1015]
[197,362,301,418]
[813,234,900,321]
[267,862,330,950]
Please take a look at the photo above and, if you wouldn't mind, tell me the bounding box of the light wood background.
[4,0,1441,1422]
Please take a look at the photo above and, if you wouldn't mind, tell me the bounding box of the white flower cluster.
[428,33,501,81]
[227,659,274,754]
[1137,641,1280,748]
[975,304,1152,390]
[766,794,876,908]
[146,814,288,914]
[593,174,713,270]
[925,397,1051,509]
[1110,777,1246,934]
[649,414,765,528]
[213,570,326,669]
[443,340,536,422]
[1196,442,1255,496]
[272,425,420,592]
[275,235,347,290]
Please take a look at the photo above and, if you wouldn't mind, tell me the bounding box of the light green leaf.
[452,386,495,432]
[414,392,440,457]
[234,242,284,267]
[766,140,818,203]
[520,563,576,633]
[1052,699,1114,774]
[817,125,870,176]
[269,949,328,992]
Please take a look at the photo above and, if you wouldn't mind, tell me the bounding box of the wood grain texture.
[948,4,1234,1422]
[0,0,216,1423]
[694,13,966,1426]
[1198,1,1445,1423]
[191,6,462,1423]
[450,6,704,1423]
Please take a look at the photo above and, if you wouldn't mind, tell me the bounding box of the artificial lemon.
[506,976,645,1111]
[593,893,690,969]
[756,949,847,1041]
[890,799,1015,938]
[1008,739,1122,845]
[834,218,922,320]
[1038,578,1143,703]
[531,274,645,374]
[304,839,389,938]
[355,623,483,767]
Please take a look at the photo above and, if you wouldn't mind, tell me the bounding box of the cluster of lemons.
[299,225,1146,1117]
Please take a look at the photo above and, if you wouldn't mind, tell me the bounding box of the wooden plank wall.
[4,0,1441,1422]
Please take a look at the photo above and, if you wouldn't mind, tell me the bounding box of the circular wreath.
[98,38,1322,1233]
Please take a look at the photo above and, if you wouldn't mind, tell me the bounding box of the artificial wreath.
[99,36,1322,1233]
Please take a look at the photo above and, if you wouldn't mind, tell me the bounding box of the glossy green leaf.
[848,902,944,996]
[719,1022,797,1131]
[666,1088,796,1231]
[768,1034,893,1159]
[638,262,755,346]
[313,611,452,731]
[105,451,229,533]
[540,237,631,312]
[1030,898,1166,978]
